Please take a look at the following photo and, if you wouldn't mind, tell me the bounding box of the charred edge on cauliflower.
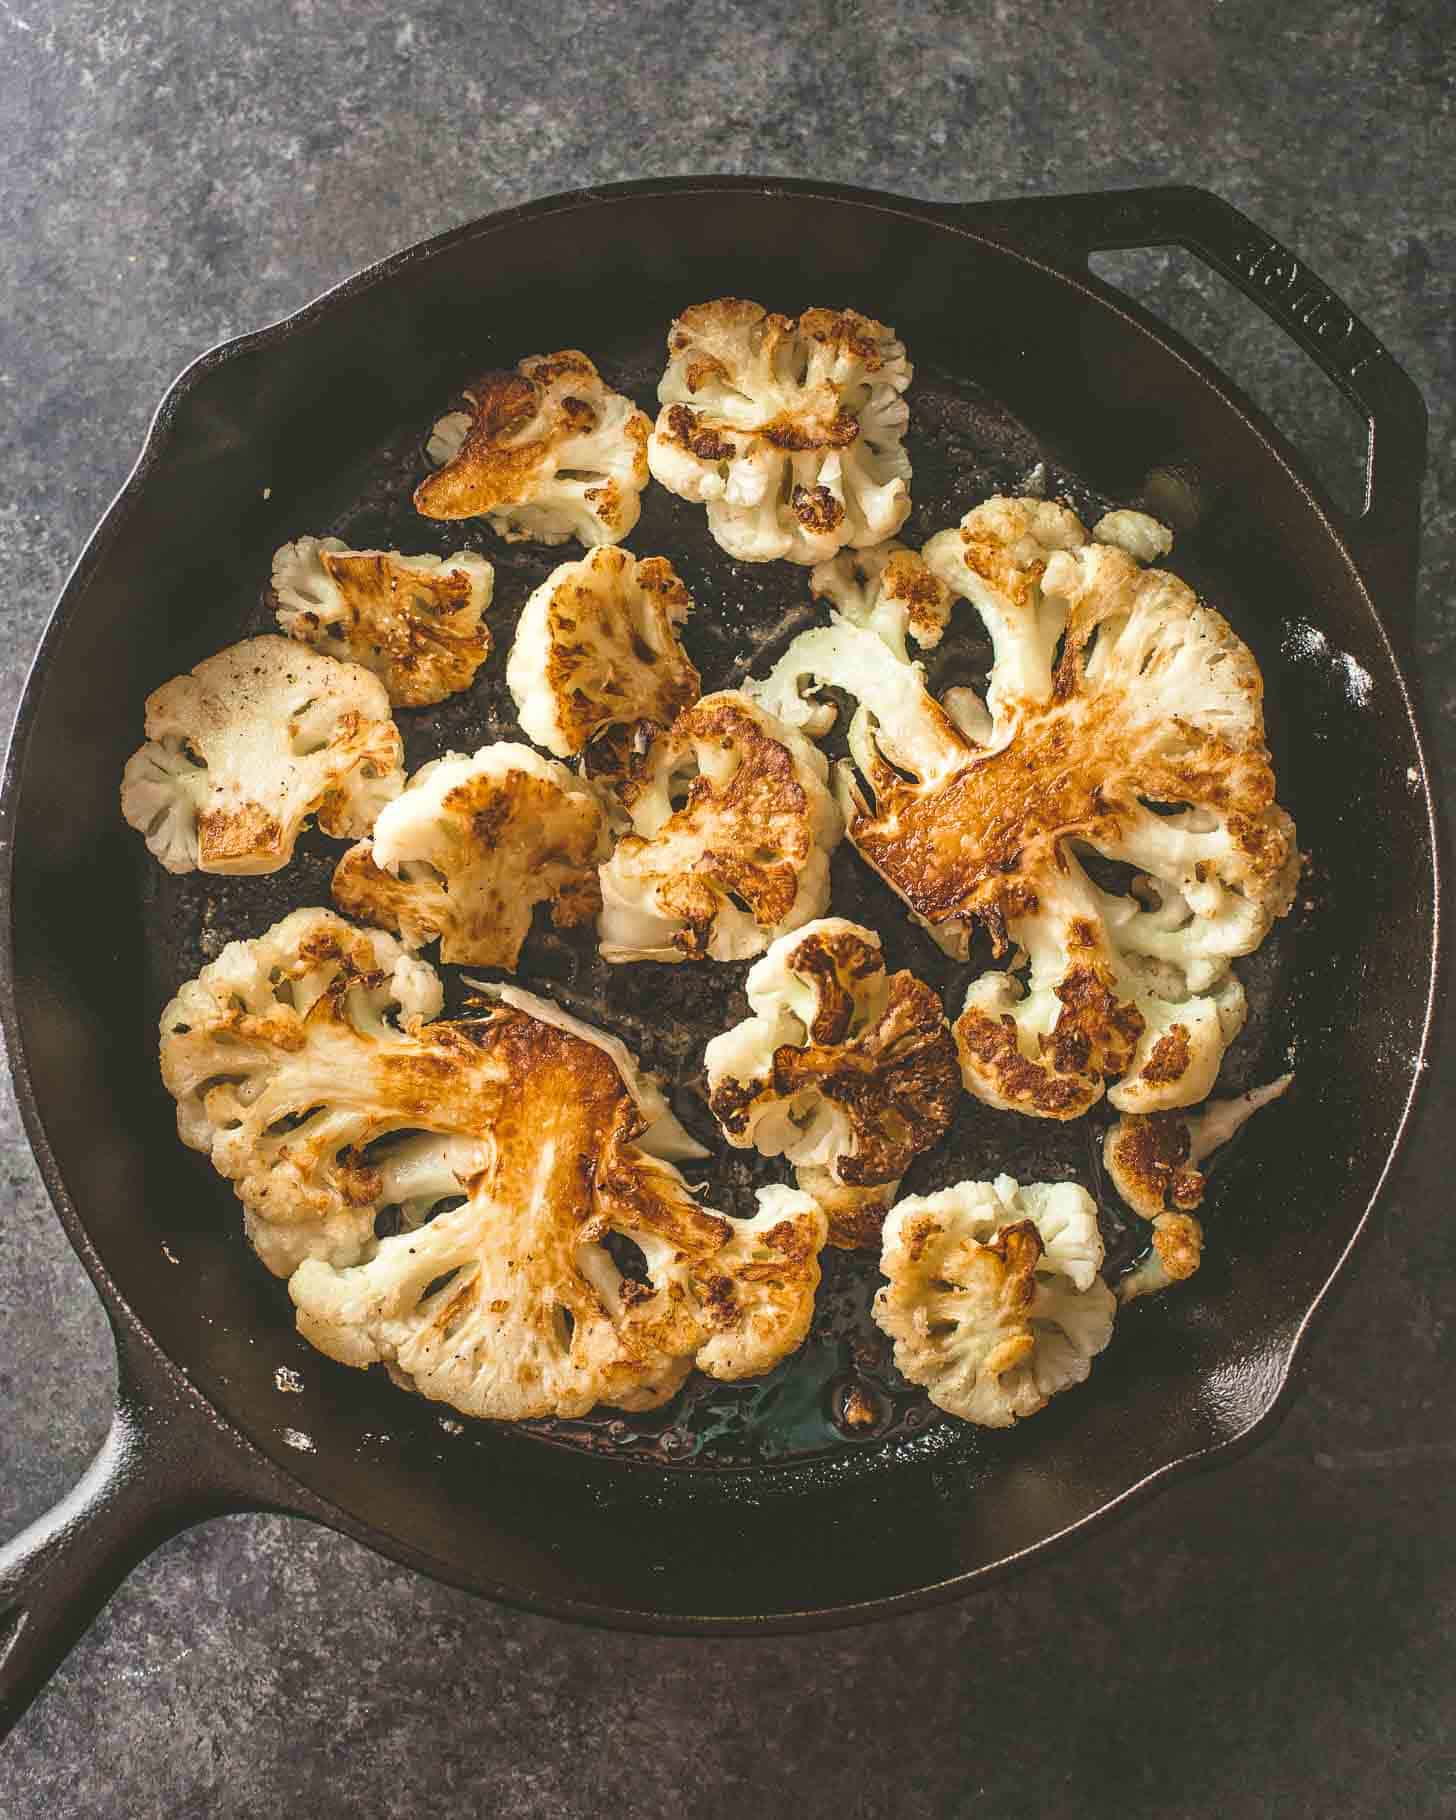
[332,745,608,969]
[873,1175,1115,1427]
[705,919,960,1247]
[414,350,650,547]
[120,635,404,877]
[599,691,842,964]
[506,545,701,764]
[271,537,495,708]
[760,497,1298,1117]
[162,908,828,1418]
[647,300,913,565]
[1107,1073,1293,1299]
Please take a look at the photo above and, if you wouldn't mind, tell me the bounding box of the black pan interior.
[6,186,1435,1622]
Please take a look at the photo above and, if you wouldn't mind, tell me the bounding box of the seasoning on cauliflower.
[753,496,1299,1119]
[1106,1073,1294,1301]
[646,300,913,565]
[704,918,960,1248]
[597,690,843,964]
[873,1175,1115,1427]
[505,546,700,773]
[414,350,650,548]
[270,535,495,707]
[120,635,404,876]
[331,744,609,968]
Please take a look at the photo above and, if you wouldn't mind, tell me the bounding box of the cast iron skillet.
[0,179,1436,1735]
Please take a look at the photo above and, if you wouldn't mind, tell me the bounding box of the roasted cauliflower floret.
[704,919,960,1248]
[289,1068,823,1421]
[754,497,1299,1118]
[160,908,453,1276]
[331,744,608,968]
[162,907,828,1417]
[1107,1073,1293,1301]
[811,540,956,664]
[270,536,495,708]
[874,1175,1115,1427]
[505,546,700,770]
[597,691,843,964]
[647,300,912,565]
[414,350,650,547]
[120,635,404,876]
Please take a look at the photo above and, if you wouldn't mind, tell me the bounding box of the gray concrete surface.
[1,1,1452,1814]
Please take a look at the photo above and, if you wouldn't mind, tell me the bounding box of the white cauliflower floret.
[414,350,650,547]
[288,1062,824,1419]
[163,908,828,1418]
[1094,509,1175,564]
[270,535,495,707]
[704,918,960,1248]
[1107,1073,1293,1301]
[160,908,455,1276]
[331,744,608,968]
[754,496,1299,1118]
[120,635,404,876]
[292,1175,826,1419]
[647,300,913,565]
[505,545,700,769]
[598,691,843,964]
[874,1175,1115,1427]
[810,541,957,665]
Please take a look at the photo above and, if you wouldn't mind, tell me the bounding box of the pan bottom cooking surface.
[140,324,1301,1474]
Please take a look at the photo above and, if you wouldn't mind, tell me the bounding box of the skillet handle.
[0,1327,254,1740]
[958,185,1428,604]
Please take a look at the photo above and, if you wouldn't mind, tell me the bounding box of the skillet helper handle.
[963,185,1428,603]
[0,1337,240,1739]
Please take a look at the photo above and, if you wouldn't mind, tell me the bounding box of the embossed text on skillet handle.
[956,184,1427,601]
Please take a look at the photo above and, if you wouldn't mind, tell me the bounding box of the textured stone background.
[1,2,1452,1814]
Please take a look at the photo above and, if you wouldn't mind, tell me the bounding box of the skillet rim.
[0,174,1441,1633]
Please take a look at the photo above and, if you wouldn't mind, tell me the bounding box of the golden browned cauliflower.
[414,350,650,547]
[874,1175,1115,1427]
[160,908,450,1276]
[1106,1073,1293,1300]
[810,540,956,664]
[505,545,700,768]
[270,536,495,707]
[753,497,1299,1120]
[162,910,828,1418]
[704,918,960,1248]
[646,300,913,564]
[331,744,608,968]
[120,635,404,875]
[597,691,843,964]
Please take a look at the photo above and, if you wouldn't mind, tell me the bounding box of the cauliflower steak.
[704,919,960,1247]
[271,535,495,707]
[161,909,828,1418]
[754,499,1299,1119]
[415,350,650,547]
[332,744,609,968]
[647,300,913,564]
[506,545,700,769]
[598,691,843,964]
[874,1176,1115,1426]
[120,635,404,876]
